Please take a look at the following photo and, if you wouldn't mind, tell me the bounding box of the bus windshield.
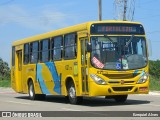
[91,36,147,70]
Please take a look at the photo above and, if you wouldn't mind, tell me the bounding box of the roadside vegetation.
[149,60,160,91]
[0,57,160,91]
[0,57,11,87]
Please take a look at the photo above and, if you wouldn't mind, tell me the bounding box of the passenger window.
[51,36,63,61]
[30,41,39,63]
[64,33,77,59]
[40,39,50,62]
[12,46,15,66]
[24,44,29,64]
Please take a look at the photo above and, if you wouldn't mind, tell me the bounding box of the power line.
[147,31,160,33]
[0,13,92,25]
[137,14,160,20]
[114,0,135,21]
[123,0,127,20]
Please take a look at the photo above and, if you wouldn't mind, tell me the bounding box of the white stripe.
[5,101,31,105]
[61,108,82,111]
[141,104,160,107]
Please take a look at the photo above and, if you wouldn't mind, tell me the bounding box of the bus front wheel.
[114,95,128,103]
[67,82,83,104]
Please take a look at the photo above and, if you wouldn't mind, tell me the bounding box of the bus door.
[80,38,89,95]
[15,50,23,92]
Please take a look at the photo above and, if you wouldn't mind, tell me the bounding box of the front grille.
[108,80,135,84]
[124,81,135,83]
[103,73,140,79]
[112,87,133,91]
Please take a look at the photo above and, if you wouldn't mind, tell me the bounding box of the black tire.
[67,82,83,104]
[114,95,128,103]
[105,96,114,99]
[28,81,37,100]
[28,81,46,100]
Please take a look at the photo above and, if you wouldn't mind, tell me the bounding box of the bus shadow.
[15,95,150,107]
[81,97,150,107]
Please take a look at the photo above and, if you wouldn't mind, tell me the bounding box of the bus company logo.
[2,112,11,117]
[120,80,124,84]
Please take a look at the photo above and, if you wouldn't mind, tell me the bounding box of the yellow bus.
[11,20,149,104]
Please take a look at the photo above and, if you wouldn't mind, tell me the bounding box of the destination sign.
[90,23,145,35]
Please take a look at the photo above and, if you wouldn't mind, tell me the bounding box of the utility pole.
[114,0,135,21]
[123,0,127,21]
[98,0,102,21]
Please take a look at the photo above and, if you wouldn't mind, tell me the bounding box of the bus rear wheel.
[28,81,37,100]
[28,81,46,100]
[114,95,128,103]
[67,82,83,104]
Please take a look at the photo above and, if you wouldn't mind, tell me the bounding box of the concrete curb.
[149,91,160,95]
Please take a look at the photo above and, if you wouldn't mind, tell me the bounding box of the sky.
[0,0,160,65]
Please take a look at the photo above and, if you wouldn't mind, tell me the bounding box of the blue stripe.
[45,62,61,94]
[133,70,139,76]
[36,64,50,94]
[140,70,145,77]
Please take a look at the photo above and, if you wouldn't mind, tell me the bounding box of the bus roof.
[12,20,142,46]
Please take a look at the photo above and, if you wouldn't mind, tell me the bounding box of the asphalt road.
[0,88,160,120]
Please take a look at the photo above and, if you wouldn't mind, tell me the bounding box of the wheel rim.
[29,84,34,97]
[69,86,76,99]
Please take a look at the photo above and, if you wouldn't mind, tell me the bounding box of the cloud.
[0,4,78,31]
[0,5,27,24]
[0,2,88,65]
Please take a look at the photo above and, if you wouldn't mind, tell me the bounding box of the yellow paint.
[11,20,149,98]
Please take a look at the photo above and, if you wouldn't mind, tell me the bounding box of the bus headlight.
[137,73,149,84]
[90,74,107,85]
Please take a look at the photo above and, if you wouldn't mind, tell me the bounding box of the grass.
[0,76,160,91]
[149,76,160,91]
[0,78,11,87]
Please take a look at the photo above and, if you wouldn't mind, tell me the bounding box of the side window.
[64,33,77,59]
[51,36,63,61]
[12,46,15,66]
[40,39,50,62]
[30,41,39,63]
[24,43,29,64]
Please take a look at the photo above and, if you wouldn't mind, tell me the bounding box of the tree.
[0,57,10,80]
[149,60,160,78]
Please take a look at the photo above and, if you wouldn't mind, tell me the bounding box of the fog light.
[134,87,138,92]
[108,88,112,93]
[139,87,148,91]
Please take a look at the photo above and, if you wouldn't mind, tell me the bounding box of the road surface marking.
[149,104,160,107]
[141,104,160,107]
[0,92,17,94]
[62,108,82,111]
[4,100,31,105]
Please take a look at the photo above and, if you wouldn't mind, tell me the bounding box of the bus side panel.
[12,49,23,93]
[36,62,61,95]
[20,64,39,94]
[11,67,16,92]
[57,60,68,96]
[59,60,80,96]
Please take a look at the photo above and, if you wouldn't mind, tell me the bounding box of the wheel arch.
[65,76,75,90]
[27,78,33,86]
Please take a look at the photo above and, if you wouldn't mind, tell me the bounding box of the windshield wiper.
[104,35,114,43]
[125,35,134,47]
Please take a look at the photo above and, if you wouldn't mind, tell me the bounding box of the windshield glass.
[91,36,147,70]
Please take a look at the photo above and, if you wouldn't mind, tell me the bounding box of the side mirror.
[87,42,92,52]
[147,39,152,57]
